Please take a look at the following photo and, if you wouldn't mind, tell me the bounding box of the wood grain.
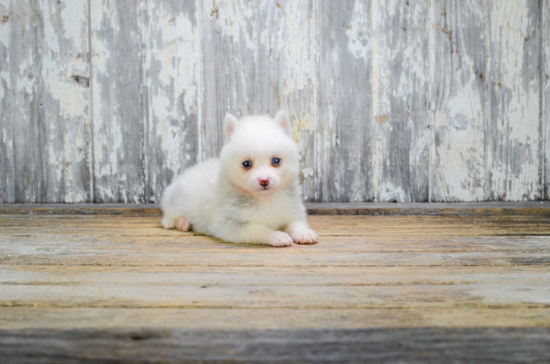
[487,0,542,201]
[317,0,371,202]
[1,0,549,203]
[0,0,37,203]
[2,327,549,363]
[544,0,550,200]
[0,215,550,363]
[371,0,430,202]
[430,0,487,201]
[2,307,550,330]
[90,0,147,203]
[38,0,92,203]
[0,1,91,203]
[145,0,200,203]
[1,212,550,361]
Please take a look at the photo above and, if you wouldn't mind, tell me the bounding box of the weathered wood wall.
[0,0,548,203]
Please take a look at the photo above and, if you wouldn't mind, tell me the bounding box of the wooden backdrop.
[0,0,548,203]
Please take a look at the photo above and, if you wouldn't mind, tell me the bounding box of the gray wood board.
[487,0,542,200]
[90,0,147,203]
[544,0,550,200]
[0,1,36,203]
[144,0,200,203]
[0,0,549,203]
[1,328,549,363]
[0,1,91,203]
[317,0,371,202]
[430,0,487,201]
[371,0,430,202]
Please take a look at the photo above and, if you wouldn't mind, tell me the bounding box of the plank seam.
[142,0,150,202]
[87,0,95,203]
[197,0,205,163]
[31,0,43,203]
[542,0,548,200]
[538,0,546,200]
[484,0,492,201]
[312,0,319,202]
[1,303,549,310]
[427,0,434,202]
[142,0,150,203]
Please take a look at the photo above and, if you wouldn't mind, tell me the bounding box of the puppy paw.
[290,228,318,244]
[267,231,293,247]
[177,216,192,232]
[162,218,176,229]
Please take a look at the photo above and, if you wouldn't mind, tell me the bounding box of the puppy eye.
[272,157,281,166]
[242,160,252,169]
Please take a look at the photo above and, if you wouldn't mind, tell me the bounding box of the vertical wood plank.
[0,0,37,202]
[201,0,317,200]
[544,0,550,200]
[487,0,542,201]
[0,0,90,203]
[371,0,430,202]
[430,0,488,201]
[90,0,147,203]
[145,0,200,203]
[317,0,371,202]
[36,0,91,202]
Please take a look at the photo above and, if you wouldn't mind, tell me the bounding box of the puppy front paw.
[267,231,293,247]
[290,228,318,244]
[162,218,176,229]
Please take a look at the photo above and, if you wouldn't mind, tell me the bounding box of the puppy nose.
[259,179,269,187]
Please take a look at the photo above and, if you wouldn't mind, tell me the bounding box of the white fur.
[161,111,318,247]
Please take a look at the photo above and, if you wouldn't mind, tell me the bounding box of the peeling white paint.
[145,2,200,203]
[281,1,313,96]
[1,0,548,203]
[488,0,541,200]
[346,1,370,60]
[371,0,430,202]
[17,60,34,94]
[429,0,488,202]
[59,0,84,51]
[302,167,313,179]
[214,0,255,51]
[379,183,407,203]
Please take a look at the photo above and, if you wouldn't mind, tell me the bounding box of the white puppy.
[161,110,318,247]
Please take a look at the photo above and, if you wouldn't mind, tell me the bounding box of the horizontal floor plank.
[1,212,549,362]
[1,215,550,237]
[1,308,550,330]
[2,252,549,268]
[2,265,548,286]
[1,327,550,363]
[2,234,550,254]
[1,278,549,309]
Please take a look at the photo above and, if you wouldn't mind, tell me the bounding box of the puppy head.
[220,110,299,196]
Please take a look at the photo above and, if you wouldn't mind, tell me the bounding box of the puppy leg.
[220,222,293,247]
[286,221,318,244]
[162,217,176,229]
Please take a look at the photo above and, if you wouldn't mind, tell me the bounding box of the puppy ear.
[274,110,291,136]
[224,113,239,142]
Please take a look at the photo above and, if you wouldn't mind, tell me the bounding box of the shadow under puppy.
[161,110,318,247]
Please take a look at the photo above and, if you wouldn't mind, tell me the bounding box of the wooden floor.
[1,208,550,362]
